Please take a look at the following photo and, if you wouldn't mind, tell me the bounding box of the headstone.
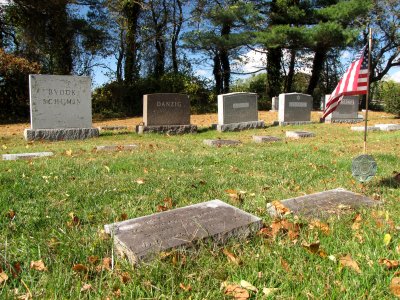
[216,92,264,132]
[2,152,54,160]
[271,96,279,111]
[98,126,128,131]
[351,126,380,132]
[320,96,325,111]
[374,124,400,131]
[253,136,281,143]
[286,131,315,139]
[277,93,313,125]
[324,95,363,123]
[96,144,138,152]
[24,75,99,141]
[104,200,262,264]
[136,93,197,134]
[267,188,378,219]
[203,139,241,147]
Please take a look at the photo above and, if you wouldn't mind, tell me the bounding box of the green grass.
[1,118,400,299]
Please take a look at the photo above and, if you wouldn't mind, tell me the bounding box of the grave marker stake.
[363,27,373,154]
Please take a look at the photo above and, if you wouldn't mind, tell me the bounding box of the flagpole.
[363,28,372,154]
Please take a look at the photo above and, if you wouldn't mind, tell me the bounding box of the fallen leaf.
[72,264,88,272]
[240,280,258,292]
[301,241,320,254]
[379,259,400,270]
[0,272,8,283]
[224,284,250,299]
[309,220,330,235]
[67,212,80,227]
[6,209,16,220]
[390,277,400,297]
[88,256,99,264]
[120,213,128,221]
[11,262,22,278]
[135,178,145,184]
[280,257,291,272]
[80,283,92,292]
[179,282,192,291]
[223,249,241,265]
[263,287,279,296]
[271,201,290,215]
[339,254,361,274]
[102,257,112,270]
[30,260,47,271]
[384,234,392,246]
[157,197,173,212]
[65,149,72,156]
[120,272,131,284]
[225,189,243,203]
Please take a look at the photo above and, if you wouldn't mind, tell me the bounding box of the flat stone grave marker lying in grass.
[2,152,54,160]
[203,139,241,147]
[253,136,281,143]
[351,126,380,132]
[98,126,128,131]
[285,131,315,138]
[24,75,99,141]
[104,200,262,264]
[96,145,138,152]
[277,93,313,125]
[216,92,264,132]
[374,124,400,131]
[136,93,197,134]
[267,188,378,219]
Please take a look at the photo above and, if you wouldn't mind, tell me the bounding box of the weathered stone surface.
[271,96,279,111]
[24,128,99,141]
[29,75,92,129]
[351,126,380,132]
[324,95,361,123]
[267,188,378,218]
[216,121,264,132]
[98,126,128,131]
[274,121,313,126]
[278,93,313,125]
[374,124,400,131]
[136,125,197,134]
[253,136,281,143]
[104,200,262,264]
[285,131,315,138]
[143,93,191,126]
[203,139,241,147]
[96,144,138,152]
[3,152,54,160]
[218,92,258,125]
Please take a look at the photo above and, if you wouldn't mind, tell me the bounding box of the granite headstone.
[277,93,313,125]
[324,95,363,123]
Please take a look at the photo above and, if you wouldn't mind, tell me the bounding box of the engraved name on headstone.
[278,93,312,125]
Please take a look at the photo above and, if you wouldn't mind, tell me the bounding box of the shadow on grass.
[99,131,132,137]
[378,177,399,188]
[197,126,214,133]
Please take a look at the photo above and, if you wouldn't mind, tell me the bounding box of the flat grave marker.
[203,139,241,147]
[104,200,262,264]
[3,152,54,161]
[324,95,363,123]
[351,126,380,132]
[267,188,378,219]
[286,131,315,139]
[253,136,281,143]
[98,126,128,131]
[277,93,313,125]
[96,145,138,152]
[374,124,400,131]
[24,75,99,141]
[137,93,197,134]
[216,92,264,131]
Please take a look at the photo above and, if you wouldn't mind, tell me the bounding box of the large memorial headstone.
[324,95,363,123]
[136,93,197,134]
[216,92,264,132]
[104,200,262,264]
[267,188,378,219]
[277,93,313,125]
[24,75,99,141]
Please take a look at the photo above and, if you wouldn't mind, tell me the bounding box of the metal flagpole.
[363,28,373,154]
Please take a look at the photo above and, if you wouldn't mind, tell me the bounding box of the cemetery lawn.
[1,111,400,299]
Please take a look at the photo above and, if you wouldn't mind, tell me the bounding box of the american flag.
[322,45,369,119]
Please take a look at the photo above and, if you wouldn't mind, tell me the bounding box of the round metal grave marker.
[351,154,377,183]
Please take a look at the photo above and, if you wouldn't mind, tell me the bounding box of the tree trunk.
[151,0,168,79]
[213,53,222,94]
[285,48,296,92]
[220,22,231,93]
[267,47,282,99]
[307,48,327,96]
[171,0,183,74]
[116,27,125,83]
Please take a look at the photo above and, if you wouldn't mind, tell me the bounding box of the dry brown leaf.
[301,241,320,254]
[271,201,290,215]
[65,149,72,156]
[309,220,330,235]
[225,189,243,203]
[280,257,291,272]
[120,272,131,284]
[379,259,400,270]
[120,213,128,221]
[263,287,279,296]
[339,254,361,274]
[223,249,241,265]
[135,178,145,184]
[390,277,400,297]
[0,272,8,283]
[240,280,258,292]
[157,197,173,212]
[30,260,47,271]
[11,262,22,278]
[80,283,92,292]
[224,284,250,299]
[179,282,192,291]
[72,264,88,272]
[102,257,112,270]
[6,209,16,220]
[88,256,99,264]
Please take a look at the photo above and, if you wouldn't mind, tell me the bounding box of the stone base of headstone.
[104,200,262,264]
[24,128,99,141]
[351,126,380,132]
[136,125,197,134]
[98,126,128,131]
[374,124,400,131]
[253,136,281,143]
[96,145,138,152]
[203,139,241,147]
[286,131,315,138]
[273,121,312,126]
[267,188,378,219]
[324,117,364,124]
[3,152,54,161]
[216,121,264,132]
